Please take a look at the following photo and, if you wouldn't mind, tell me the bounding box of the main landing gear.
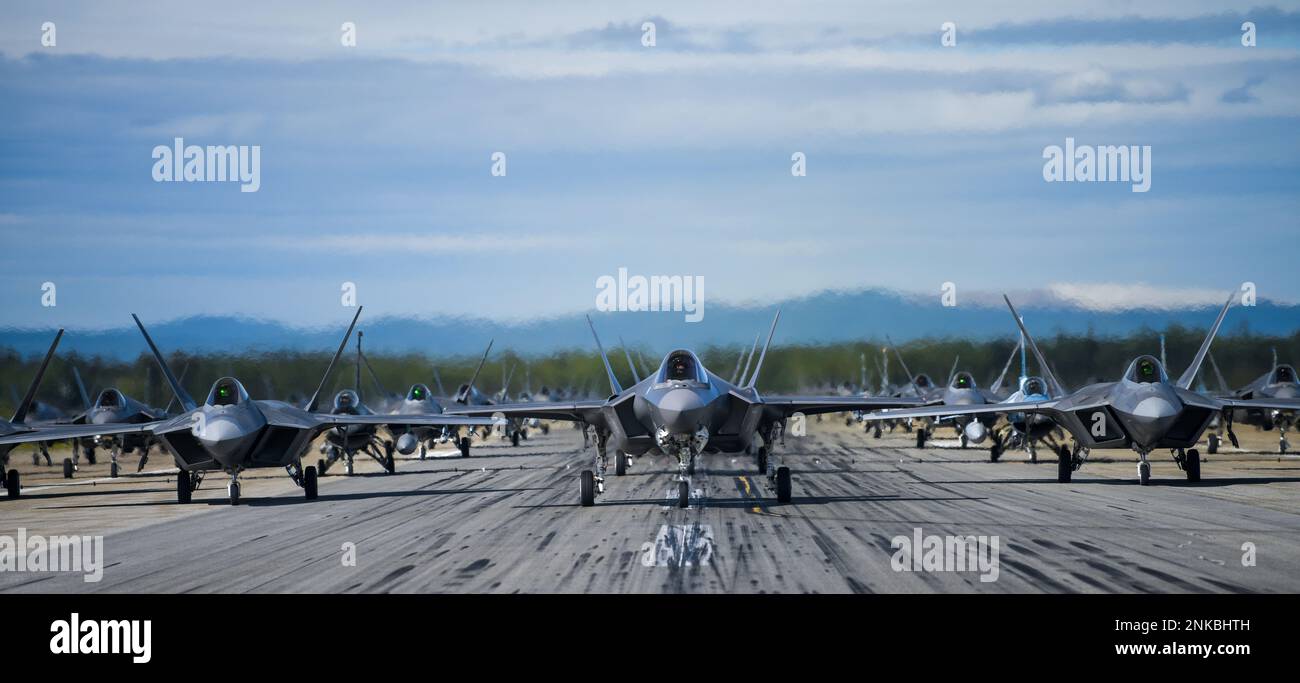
[1173,448,1201,482]
[578,430,610,507]
[176,470,204,503]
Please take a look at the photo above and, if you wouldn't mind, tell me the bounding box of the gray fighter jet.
[864,294,1300,485]
[1216,349,1300,454]
[124,307,495,504]
[1,331,173,498]
[887,345,1009,454]
[447,311,922,508]
[64,366,175,478]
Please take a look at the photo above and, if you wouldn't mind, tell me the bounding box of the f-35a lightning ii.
[448,311,922,508]
[865,293,1300,485]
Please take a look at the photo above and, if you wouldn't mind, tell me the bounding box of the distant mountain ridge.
[2,288,1295,360]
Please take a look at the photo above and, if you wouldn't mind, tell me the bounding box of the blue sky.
[1,1,1297,330]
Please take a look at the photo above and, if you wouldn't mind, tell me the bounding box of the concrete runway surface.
[2,422,1298,593]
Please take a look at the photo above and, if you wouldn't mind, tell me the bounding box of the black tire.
[916,430,926,448]
[511,430,520,447]
[989,444,1001,463]
[304,466,318,499]
[229,481,241,505]
[521,428,528,440]
[579,470,595,507]
[776,466,792,503]
[1057,446,1072,483]
[459,436,471,458]
[1185,449,1200,482]
[1138,462,1151,486]
[873,425,882,439]
[541,424,550,435]
[176,472,191,504]
[86,448,96,465]
[677,480,689,508]
[62,458,74,479]
[1207,433,1219,454]
[615,451,627,476]
[317,458,327,476]
[960,434,968,449]
[384,452,395,473]
[756,446,768,474]
[110,462,119,478]
[687,458,696,476]
[6,469,20,498]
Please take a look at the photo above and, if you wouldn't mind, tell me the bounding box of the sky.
[1,1,1297,330]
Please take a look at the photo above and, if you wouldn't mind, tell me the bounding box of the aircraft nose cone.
[655,389,707,434]
[196,417,255,467]
[1274,386,1298,399]
[963,421,988,444]
[90,410,117,426]
[1133,396,1178,419]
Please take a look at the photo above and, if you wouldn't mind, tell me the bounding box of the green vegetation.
[2,326,1298,413]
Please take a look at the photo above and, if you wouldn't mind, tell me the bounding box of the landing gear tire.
[615,451,627,476]
[755,447,768,474]
[176,472,192,503]
[6,469,20,498]
[459,436,471,458]
[228,481,241,505]
[62,458,74,479]
[687,457,696,476]
[1185,449,1200,482]
[916,430,927,448]
[1207,433,1219,454]
[579,470,595,507]
[304,466,318,499]
[86,447,97,465]
[677,480,690,509]
[775,466,792,503]
[960,434,968,449]
[384,452,395,474]
[317,458,327,476]
[1057,446,1072,483]
[1138,461,1151,486]
[511,430,521,447]
[873,425,882,439]
[110,463,119,478]
[541,424,550,435]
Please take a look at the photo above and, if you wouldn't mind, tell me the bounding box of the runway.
[2,423,1299,593]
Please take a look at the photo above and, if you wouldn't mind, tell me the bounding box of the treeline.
[2,326,1298,414]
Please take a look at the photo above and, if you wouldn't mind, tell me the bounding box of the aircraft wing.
[1221,397,1300,412]
[861,400,1059,422]
[316,414,498,428]
[444,400,608,422]
[760,395,928,417]
[0,422,158,446]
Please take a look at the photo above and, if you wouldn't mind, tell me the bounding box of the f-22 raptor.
[448,312,921,508]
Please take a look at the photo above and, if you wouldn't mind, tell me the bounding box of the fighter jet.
[63,366,175,478]
[1,331,172,498]
[447,311,922,508]
[120,307,495,504]
[864,293,1300,485]
[1215,349,1300,454]
[887,345,1008,454]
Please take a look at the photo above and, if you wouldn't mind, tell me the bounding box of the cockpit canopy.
[206,378,248,407]
[950,372,976,390]
[333,389,360,413]
[1020,376,1046,396]
[1274,365,1298,385]
[407,383,431,401]
[94,389,122,409]
[914,374,933,389]
[657,350,709,385]
[1124,355,1168,384]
